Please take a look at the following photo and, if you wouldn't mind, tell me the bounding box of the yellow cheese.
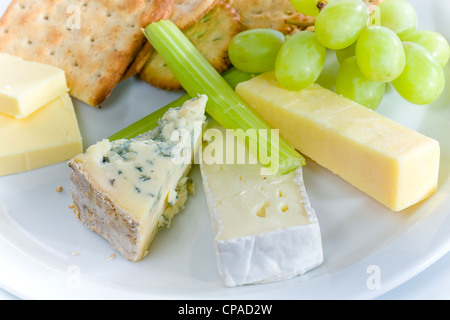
[236,72,440,211]
[0,53,68,119]
[0,93,83,176]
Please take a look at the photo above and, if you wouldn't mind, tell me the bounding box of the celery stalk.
[109,67,257,141]
[143,20,305,174]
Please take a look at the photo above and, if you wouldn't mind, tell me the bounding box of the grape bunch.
[228,0,449,109]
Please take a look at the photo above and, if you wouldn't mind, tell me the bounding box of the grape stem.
[317,0,329,11]
[284,0,329,29]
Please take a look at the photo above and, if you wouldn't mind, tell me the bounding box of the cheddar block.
[236,72,440,211]
[0,93,83,176]
[0,53,68,119]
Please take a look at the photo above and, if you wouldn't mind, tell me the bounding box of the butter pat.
[0,53,68,119]
[236,72,440,211]
[0,93,83,176]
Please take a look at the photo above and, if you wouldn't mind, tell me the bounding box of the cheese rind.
[236,72,441,211]
[200,123,323,287]
[0,53,68,119]
[69,96,207,262]
[0,93,83,176]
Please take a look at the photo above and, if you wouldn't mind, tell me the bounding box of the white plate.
[0,0,449,300]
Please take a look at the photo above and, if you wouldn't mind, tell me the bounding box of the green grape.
[228,29,285,73]
[290,0,336,17]
[378,0,417,38]
[355,26,405,82]
[315,0,369,50]
[401,30,450,68]
[275,31,326,91]
[336,42,356,64]
[336,56,385,110]
[392,42,445,105]
[290,0,321,16]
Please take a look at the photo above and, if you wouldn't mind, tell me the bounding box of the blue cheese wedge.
[200,122,323,286]
[69,95,207,262]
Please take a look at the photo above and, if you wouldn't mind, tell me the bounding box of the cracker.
[139,1,241,91]
[0,0,173,107]
[121,1,174,81]
[121,0,217,81]
[223,0,314,34]
[120,44,155,82]
[171,0,219,30]
[225,0,385,34]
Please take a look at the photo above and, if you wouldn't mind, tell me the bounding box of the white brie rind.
[200,123,323,287]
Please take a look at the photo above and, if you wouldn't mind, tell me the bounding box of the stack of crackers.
[0,0,174,107]
[0,0,352,107]
[135,0,318,90]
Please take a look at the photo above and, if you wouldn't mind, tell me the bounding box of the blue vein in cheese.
[72,95,207,222]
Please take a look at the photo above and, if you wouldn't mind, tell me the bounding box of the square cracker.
[223,0,313,34]
[0,0,173,107]
[121,0,217,80]
[139,1,241,90]
[170,0,218,30]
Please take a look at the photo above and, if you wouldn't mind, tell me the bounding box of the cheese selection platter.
[0,0,449,300]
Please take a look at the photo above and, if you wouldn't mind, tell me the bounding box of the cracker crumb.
[72,246,81,256]
[56,186,63,192]
[109,253,116,260]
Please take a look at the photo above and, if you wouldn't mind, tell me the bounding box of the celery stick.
[143,20,305,174]
[221,67,259,90]
[109,67,257,141]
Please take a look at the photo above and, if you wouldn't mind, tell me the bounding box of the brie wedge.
[69,95,206,262]
[200,122,323,287]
